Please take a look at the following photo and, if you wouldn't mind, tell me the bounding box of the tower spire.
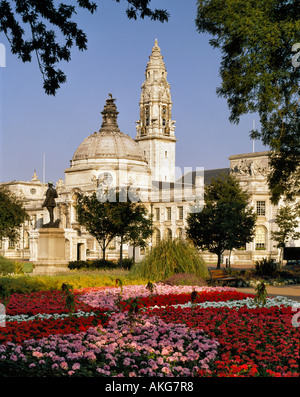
[135,40,176,182]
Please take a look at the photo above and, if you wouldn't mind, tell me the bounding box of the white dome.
[72,96,147,163]
[65,96,151,192]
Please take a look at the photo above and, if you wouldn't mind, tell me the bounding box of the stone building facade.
[1,40,299,267]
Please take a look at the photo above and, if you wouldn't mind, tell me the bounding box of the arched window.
[24,231,29,249]
[153,228,161,246]
[145,106,150,126]
[255,226,267,250]
[176,228,183,239]
[165,228,172,240]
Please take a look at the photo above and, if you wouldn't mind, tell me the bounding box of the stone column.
[33,228,69,275]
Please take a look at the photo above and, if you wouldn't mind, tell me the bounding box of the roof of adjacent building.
[176,168,230,186]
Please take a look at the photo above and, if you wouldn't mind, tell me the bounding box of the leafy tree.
[75,191,119,260]
[103,187,152,266]
[186,173,256,268]
[0,0,169,95]
[271,203,300,266]
[123,204,153,264]
[75,187,152,263]
[195,0,300,203]
[0,185,28,242]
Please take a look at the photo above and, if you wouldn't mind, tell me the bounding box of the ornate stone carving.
[231,159,269,177]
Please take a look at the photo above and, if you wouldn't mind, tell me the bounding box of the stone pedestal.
[34,228,69,275]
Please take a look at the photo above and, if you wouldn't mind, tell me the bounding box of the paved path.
[236,284,300,302]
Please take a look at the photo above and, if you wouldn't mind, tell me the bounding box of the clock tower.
[135,39,176,182]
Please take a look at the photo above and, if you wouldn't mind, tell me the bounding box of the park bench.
[209,269,237,286]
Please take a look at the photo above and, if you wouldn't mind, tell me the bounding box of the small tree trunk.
[217,253,221,269]
[120,235,123,268]
[132,243,136,264]
[102,238,106,261]
[280,246,284,269]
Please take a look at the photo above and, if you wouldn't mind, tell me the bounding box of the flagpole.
[43,153,45,183]
[252,120,255,153]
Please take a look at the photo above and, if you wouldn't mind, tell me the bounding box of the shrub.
[0,256,23,275]
[254,258,278,277]
[0,270,148,294]
[68,260,91,270]
[118,258,134,270]
[130,239,209,281]
[68,259,118,270]
[274,268,300,282]
[92,259,119,269]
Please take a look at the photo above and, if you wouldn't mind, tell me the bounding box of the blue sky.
[0,0,267,184]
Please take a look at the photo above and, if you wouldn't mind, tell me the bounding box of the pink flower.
[60,361,68,370]
[72,363,80,370]
[123,358,131,366]
[32,351,44,358]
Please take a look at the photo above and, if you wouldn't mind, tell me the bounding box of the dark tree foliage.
[0,185,28,242]
[186,173,256,269]
[75,187,152,262]
[196,0,300,203]
[0,0,169,95]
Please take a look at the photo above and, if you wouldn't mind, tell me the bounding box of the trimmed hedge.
[68,258,134,270]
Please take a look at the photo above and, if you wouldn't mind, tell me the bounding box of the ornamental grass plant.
[130,239,209,281]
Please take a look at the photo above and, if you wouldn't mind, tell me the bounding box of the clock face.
[98,172,113,186]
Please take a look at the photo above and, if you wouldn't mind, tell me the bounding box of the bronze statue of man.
[42,182,58,225]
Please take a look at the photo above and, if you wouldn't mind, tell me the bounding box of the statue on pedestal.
[42,182,60,227]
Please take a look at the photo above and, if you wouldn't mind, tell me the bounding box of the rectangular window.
[256,201,266,216]
[178,206,183,220]
[108,238,116,250]
[255,226,266,250]
[167,207,171,221]
[155,208,160,221]
[8,239,15,248]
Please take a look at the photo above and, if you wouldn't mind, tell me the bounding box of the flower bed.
[148,305,299,377]
[0,284,299,377]
[0,311,108,345]
[5,290,92,316]
[76,284,237,311]
[0,313,219,377]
